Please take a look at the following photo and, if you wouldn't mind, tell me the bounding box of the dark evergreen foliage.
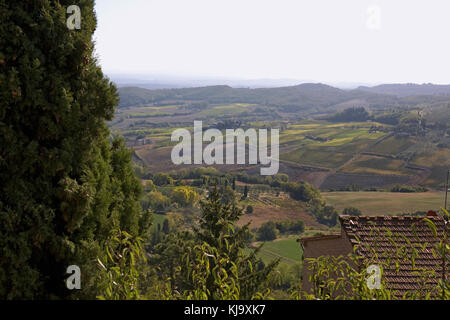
[0,0,149,299]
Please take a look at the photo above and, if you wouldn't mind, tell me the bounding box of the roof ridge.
[297,233,341,243]
[340,215,443,221]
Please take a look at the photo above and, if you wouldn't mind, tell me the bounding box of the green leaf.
[423,218,437,237]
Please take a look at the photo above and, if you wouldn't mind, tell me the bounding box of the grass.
[255,237,303,265]
[127,112,174,118]
[334,139,376,153]
[339,155,416,176]
[199,104,251,116]
[370,136,415,155]
[281,147,352,168]
[322,191,445,215]
[279,123,388,167]
[123,105,181,112]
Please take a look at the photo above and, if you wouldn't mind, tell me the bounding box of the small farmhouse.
[299,215,449,297]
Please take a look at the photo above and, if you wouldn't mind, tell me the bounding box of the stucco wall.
[300,231,354,294]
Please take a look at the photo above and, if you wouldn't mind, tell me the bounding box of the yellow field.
[323,191,445,215]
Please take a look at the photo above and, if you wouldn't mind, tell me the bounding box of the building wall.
[301,231,354,294]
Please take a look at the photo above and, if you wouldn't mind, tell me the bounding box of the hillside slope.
[118,83,450,114]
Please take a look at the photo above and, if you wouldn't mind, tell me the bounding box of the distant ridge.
[117,82,450,111]
[117,83,353,109]
[357,83,450,97]
[109,74,311,90]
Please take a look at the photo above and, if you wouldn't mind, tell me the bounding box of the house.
[298,215,449,297]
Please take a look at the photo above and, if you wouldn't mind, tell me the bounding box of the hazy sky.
[94,0,450,84]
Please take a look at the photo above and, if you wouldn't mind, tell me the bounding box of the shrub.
[152,173,173,186]
[342,207,362,216]
[308,199,338,227]
[289,219,305,233]
[171,186,199,207]
[281,181,321,202]
[275,220,305,234]
[257,222,278,241]
[390,185,428,193]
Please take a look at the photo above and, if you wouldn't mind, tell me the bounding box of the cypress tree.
[162,219,170,235]
[195,187,278,299]
[0,0,150,299]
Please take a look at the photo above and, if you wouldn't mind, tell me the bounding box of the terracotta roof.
[339,215,449,296]
[297,233,341,243]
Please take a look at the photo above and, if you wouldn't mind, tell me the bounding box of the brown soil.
[238,205,325,229]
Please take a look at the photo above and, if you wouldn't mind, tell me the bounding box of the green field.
[113,101,448,187]
[278,123,389,168]
[333,138,375,153]
[127,111,174,118]
[199,103,252,116]
[339,154,416,176]
[281,147,352,168]
[322,191,445,215]
[279,123,386,147]
[370,136,415,155]
[155,215,304,266]
[255,237,303,265]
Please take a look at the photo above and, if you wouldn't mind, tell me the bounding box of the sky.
[94,0,450,84]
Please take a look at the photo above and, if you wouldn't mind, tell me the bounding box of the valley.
[109,83,450,270]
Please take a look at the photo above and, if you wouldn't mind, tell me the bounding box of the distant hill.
[117,83,372,109]
[108,73,313,89]
[117,87,161,108]
[357,83,450,97]
[117,83,450,113]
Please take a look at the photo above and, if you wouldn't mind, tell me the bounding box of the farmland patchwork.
[171,121,280,175]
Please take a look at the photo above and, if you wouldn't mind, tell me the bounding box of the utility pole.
[442,169,449,299]
[445,169,449,211]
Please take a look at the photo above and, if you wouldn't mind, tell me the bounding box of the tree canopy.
[0,0,150,299]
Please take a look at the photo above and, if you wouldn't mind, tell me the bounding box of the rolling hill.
[117,83,450,116]
[357,83,450,97]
